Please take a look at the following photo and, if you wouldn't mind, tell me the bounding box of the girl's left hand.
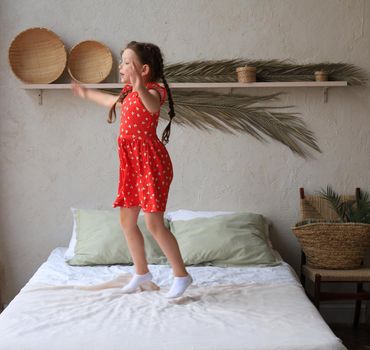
[128,61,145,91]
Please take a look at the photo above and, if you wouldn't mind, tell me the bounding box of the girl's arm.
[137,86,161,113]
[71,80,121,109]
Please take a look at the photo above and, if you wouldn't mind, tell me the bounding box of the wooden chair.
[298,187,370,327]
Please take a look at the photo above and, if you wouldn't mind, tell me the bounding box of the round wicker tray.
[67,40,113,83]
[8,27,67,84]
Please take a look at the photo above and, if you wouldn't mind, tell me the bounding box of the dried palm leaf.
[103,88,321,158]
[163,58,368,86]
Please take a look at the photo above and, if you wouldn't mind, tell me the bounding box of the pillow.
[165,209,274,249]
[65,209,275,259]
[64,208,146,260]
[64,207,78,260]
[65,209,241,259]
[67,208,168,266]
[165,209,235,221]
[169,212,281,267]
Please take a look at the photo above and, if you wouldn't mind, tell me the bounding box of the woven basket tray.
[67,40,113,83]
[8,27,67,84]
[292,222,370,269]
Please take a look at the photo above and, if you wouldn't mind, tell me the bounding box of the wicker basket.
[293,188,370,269]
[67,40,113,83]
[8,27,67,83]
[315,70,328,81]
[292,222,370,269]
[236,66,256,82]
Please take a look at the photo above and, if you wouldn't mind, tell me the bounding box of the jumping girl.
[71,41,193,298]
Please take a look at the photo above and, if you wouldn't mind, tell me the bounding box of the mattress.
[0,247,347,350]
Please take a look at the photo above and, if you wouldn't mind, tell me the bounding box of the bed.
[0,210,347,350]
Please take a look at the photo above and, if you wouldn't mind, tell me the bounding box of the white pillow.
[64,207,78,260]
[164,209,235,221]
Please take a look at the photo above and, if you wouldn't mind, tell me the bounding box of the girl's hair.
[107,41,175,145]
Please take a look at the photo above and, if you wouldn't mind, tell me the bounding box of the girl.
[71,41,193,298]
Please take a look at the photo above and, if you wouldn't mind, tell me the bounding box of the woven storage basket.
[292,191,370,269]
[292,222,370,269]
[8,27,67,84]
[315,70,328,81]
[236,66,256,82]
[67,40,113,83]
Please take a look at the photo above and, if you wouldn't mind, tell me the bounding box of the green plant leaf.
[316,186,370,223]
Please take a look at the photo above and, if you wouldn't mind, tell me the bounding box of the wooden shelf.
[21,81,347,89]
[20,81,348,104]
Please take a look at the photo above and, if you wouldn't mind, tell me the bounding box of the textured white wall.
[0,0,369,318]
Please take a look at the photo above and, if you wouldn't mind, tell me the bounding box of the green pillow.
[169,212,281,267]
[67,208,168,266]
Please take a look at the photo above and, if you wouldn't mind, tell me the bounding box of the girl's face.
[119,48,149,84]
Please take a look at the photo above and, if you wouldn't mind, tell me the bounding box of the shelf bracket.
[323,87,328,103]
[38,89,43,105]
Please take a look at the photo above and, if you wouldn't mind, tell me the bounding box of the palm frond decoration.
[104,88,321,158]
[101,58,367,157]
[163,58,368,86]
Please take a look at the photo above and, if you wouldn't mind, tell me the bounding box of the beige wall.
[1,0,369,322]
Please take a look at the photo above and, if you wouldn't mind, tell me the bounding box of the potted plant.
[292,186,370,269]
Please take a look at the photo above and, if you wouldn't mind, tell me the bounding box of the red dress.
[112,81,174,212]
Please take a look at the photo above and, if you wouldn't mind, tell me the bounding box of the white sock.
[165,274,193,298]
[121,271,153,294]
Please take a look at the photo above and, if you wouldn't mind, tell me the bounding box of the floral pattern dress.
[112,81,174,212]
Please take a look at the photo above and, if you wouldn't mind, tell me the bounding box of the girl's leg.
[119,206,148,274]
[144,211,187,277]
[144,211,193,298]
[120,206,155,293]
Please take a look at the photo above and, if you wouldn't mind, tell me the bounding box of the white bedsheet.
[0,247,347,350]
[27,247,296,287]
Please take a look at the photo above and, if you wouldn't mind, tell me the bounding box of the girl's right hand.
[71,80,87,99]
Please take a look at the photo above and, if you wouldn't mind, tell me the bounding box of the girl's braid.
[107,89,129,124]
[154,47,175,145]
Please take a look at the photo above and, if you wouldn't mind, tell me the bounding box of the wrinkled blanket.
[0,272,346,350]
